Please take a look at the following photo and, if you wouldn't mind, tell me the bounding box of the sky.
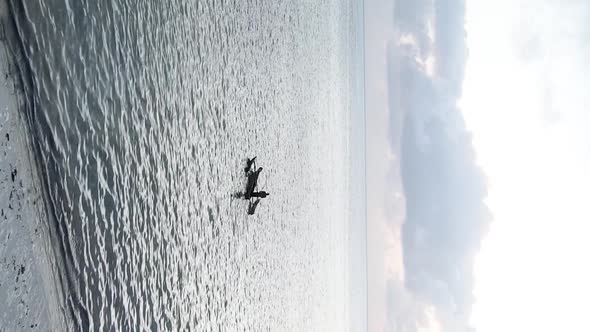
[365,0,590,331]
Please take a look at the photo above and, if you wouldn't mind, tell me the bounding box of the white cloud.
[382,0,489,331]
[462,0,590,331]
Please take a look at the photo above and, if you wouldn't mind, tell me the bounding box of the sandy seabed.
[0,2,67,329]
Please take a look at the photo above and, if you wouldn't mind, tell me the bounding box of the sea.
[1,0,366,330]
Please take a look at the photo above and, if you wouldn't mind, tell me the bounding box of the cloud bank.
[385,0,490,331]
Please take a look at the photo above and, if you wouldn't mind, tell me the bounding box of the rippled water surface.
[6,0,357,330]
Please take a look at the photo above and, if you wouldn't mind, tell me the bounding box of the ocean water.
[4,0,360,330]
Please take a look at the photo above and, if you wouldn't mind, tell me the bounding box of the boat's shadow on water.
[232,188,258,216]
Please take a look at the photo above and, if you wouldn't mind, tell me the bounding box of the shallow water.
[5,0,357,330]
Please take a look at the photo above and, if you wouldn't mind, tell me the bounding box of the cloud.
[385,0,491,330]
[393,0,432,57]
[433,0,468,98]
[400,111,490,313]
[385,279,428,332]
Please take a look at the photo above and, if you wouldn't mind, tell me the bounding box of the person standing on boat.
[244,157,257,174]
[245,167,263,199]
